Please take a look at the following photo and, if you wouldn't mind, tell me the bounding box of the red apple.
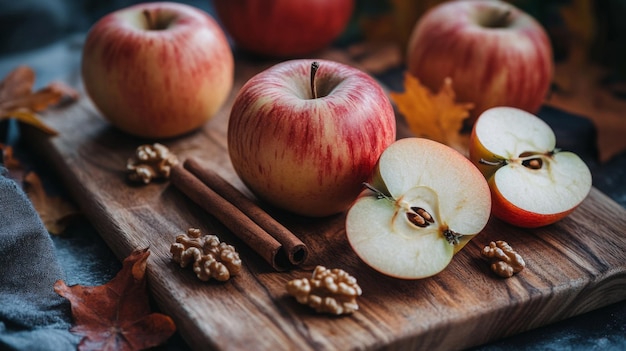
[214,0,354,58]
[82,2,234,138]
[469,107,592,228]
[406,0,553,124]
[227,59,396,217]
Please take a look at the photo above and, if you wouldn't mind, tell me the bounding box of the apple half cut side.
[469,107,593,228]
[345,138,491,279]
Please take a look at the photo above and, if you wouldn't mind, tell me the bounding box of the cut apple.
[469,107,592,228]
[345,138,491,279]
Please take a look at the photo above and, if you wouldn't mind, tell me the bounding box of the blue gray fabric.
[0,167,79,351]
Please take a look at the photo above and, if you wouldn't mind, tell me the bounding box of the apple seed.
[406,207,434,228]
[362,182,466,245]
[415,207,434,222]
[517,149,561,170]
[406,211,427,228]
[521,158,542,169]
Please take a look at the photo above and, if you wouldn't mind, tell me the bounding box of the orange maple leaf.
[0,65,78,135]
[390,73,474,153]
[54,248,177,351]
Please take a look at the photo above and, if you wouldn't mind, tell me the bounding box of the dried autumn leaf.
[2,110,58,135]
[23,171,80,235]
[0,65,79,135]
[389,73,474,153]
[54,248,177,351]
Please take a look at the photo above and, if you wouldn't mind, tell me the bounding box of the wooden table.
[24,54,626,351]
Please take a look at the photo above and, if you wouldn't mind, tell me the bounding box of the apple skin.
[227,59,396,217]
[82,2,234,138]
[406,0,553,124]
[488,180,575,228]
[214,0,354,58]
[469,107,592,228]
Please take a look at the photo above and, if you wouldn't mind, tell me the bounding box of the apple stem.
[310,61,319,99]
[496,9,511,27]
[479,158,506,167]
[143,9,155,29]
[363,182,393,202]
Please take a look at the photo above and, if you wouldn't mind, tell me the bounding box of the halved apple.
[469,107,592,228]
[345,138,491,279]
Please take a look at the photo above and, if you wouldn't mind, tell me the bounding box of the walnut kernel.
[286,266,362,315]
[170,228,242,281]
[481,241,525,278]
[127,143,178,184]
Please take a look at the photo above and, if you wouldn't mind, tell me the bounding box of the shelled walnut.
[481,241,525,278]
[170,228,242,282]
[286,266,362,315]
[127,143,178,184]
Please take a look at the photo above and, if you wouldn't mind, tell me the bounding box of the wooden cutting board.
[26,56,626,351]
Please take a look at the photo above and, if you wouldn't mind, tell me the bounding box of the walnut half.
[481,240,525,278]
[286,266,362,315]
[170,228,242,282]
[127,143,178,184]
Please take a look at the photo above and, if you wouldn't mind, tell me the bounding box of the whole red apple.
[406,0,553,124]
[214,0,354,58]
[82,2,234,138]
[227,59,396,217]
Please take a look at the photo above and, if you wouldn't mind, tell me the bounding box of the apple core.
[346,138,492,279]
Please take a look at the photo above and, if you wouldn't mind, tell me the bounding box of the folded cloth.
[0,166,79,351]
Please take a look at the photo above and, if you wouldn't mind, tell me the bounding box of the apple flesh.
[214,0,354,57]
[82,2,234,138]
[346,138,491,279]
[469,107,592,228]
[406,0,553,124]
[227,59,396,217]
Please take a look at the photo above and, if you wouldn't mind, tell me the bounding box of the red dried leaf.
[54,248,176,351]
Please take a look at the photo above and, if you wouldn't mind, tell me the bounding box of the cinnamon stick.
[184,157,308,266]
[170,164,289,271]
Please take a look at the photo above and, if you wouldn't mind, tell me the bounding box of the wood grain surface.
[25,57,626,351]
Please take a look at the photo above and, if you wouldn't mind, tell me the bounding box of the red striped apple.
[406,0,553,124]
[469,107,592,228]
[227,59,396,217]
[346,138,491,279]
[214,0,354,57]
[82,2,234,138]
